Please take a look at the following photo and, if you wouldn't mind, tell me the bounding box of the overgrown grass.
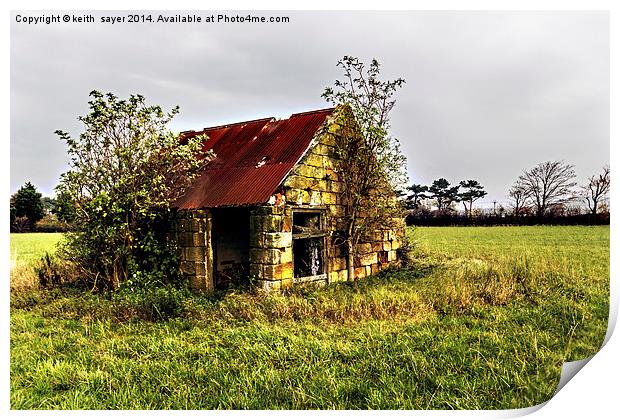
[10,226,609,409]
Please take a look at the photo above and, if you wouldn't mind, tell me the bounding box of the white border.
[3,1,617,419]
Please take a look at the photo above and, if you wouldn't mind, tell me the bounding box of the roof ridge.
[201,117,275,132]
[181,108,335,135]
[290,107,335,117]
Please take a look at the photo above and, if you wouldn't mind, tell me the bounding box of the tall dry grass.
[10,251,39,293]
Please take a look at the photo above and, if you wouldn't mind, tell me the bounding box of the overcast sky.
[10,10,609,207]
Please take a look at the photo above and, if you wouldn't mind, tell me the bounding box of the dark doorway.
[211,207,250,289]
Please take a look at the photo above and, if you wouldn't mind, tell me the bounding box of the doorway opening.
[211,207,250,289]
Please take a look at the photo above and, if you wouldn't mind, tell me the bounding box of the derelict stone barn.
[171,105,404,291]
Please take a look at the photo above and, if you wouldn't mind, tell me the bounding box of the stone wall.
[249,205,294,291]
[279,108,404,288]
[172,209,214,290]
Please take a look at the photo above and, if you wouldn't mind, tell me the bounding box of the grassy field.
[10,226,609,409]
[10,232,63,266]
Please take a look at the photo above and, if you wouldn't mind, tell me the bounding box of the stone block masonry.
[249,205,294,291]
[172,209,214,290]
[280,111,404,286]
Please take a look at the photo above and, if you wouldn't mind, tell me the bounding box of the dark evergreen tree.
[12,182,45,229]
[403,184,429,210]
[458,180,487,217]
[428,178,459,214]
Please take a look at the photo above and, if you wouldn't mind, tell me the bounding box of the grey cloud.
[11,11,609,207]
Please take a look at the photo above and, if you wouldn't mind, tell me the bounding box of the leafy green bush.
[54,91,213,291]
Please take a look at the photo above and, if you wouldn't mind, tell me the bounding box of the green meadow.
[10,232,63,266]
[9,226,610,409]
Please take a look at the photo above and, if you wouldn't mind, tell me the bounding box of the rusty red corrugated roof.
[174,107,335,209]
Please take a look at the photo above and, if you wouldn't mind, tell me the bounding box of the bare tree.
[583,166,610,216]
[517,161,577,219]
[507,182,529,217]
[323,56,407,283]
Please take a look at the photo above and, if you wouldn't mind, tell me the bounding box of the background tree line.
[9,182,70,233]
[401,161,610,226]
[12,160,610,233]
